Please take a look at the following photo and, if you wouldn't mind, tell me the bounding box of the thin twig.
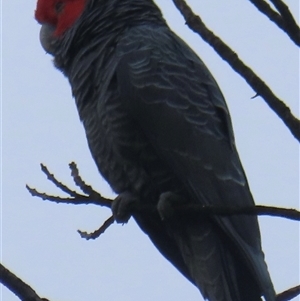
[172,0,300,142]
[27,162,112,207]
[26,184,112,208]
[41,163,79,197]
[0,263,49,301]
[78,215,115,240]
[69,162,99,197]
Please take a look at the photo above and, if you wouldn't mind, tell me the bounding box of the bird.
[35,0,276,300]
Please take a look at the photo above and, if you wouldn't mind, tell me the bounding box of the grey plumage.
[36,0,276,300]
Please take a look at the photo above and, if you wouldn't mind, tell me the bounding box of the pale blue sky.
[1,1,299,300]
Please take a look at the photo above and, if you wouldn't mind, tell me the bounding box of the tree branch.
[171,0,300,142]
[0,263,49,301]
[26,163,300,222]
[269,0,300,45]
[276,285,300,301]
[175,204,300,221]
[40,163,79,197]
[248,0,300,45]
[26,162,112,208]
[78,215,115,240]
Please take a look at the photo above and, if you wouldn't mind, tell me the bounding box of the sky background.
[1,0,299,300]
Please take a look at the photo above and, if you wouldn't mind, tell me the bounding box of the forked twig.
[248,0,300,45]
[27,163,300,226]
[269,0,300,44]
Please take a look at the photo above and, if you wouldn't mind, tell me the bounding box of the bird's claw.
[157,191,184,220]
[111,191,137,223]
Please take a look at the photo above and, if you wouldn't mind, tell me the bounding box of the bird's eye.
[55,1,65,13]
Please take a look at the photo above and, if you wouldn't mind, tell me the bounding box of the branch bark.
[269,0,300,44]
[171,0,300,142]
[248,0,300,45]
[0,263,49,301]
[276,285,300,301]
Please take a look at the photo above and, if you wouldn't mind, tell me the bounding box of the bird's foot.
[157,191,184,220]
[111,191,137,224]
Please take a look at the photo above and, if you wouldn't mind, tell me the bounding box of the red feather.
[35,0,86,36]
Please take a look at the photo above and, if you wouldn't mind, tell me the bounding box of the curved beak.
[39,23,56,55]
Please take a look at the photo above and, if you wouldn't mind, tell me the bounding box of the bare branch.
[78,215,115,240]
[27,164,300,221]
[26,184,112,208]
[0,263,50,301]
[174,204,300,221]
[26,184,91,204]
[248,0,300,45]
[41,163,79,197]
[269,0,300,44]
[171,0,300,142]
[69,162,100,198]
[276,285,300,301]
[27,162,112,208]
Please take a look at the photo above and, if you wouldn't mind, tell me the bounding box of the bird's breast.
[80,89,183,202]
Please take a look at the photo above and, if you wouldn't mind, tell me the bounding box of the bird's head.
[35,0,86,54]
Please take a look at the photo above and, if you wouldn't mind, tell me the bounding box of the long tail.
[175,219,264,301]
